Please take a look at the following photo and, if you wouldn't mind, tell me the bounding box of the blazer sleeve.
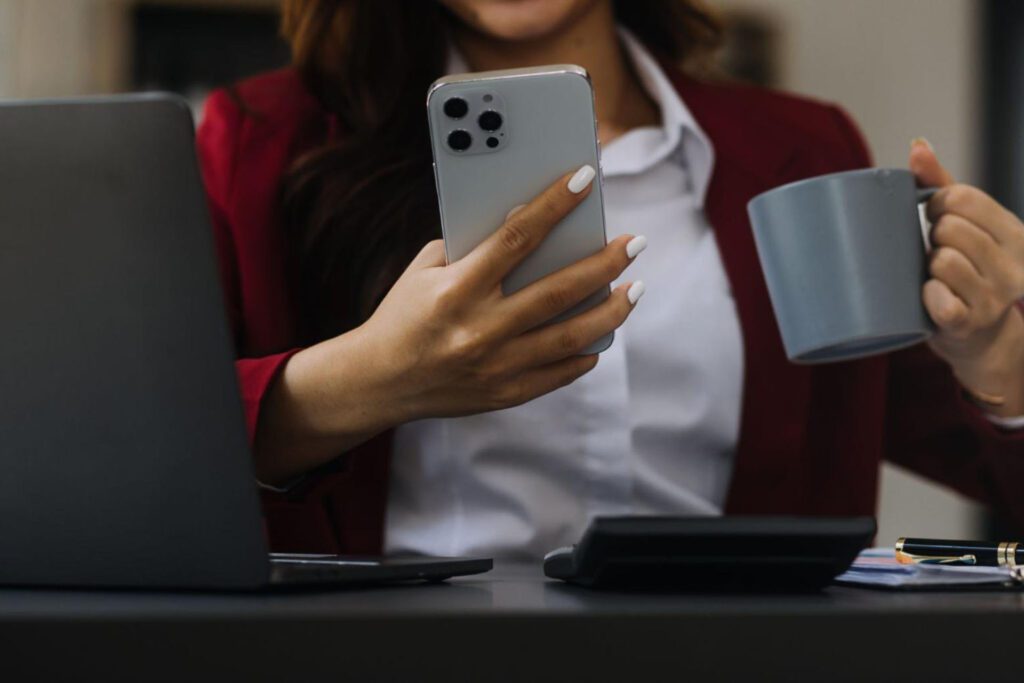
[827,106,1024,527]
[196,90,299,445]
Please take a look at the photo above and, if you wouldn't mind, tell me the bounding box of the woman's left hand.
[910,138,1024,416]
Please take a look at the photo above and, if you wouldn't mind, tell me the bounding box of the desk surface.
[3,562,1022,681]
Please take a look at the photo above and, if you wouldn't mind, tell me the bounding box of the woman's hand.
[254,165,645,483]
[363,164,643,420]
[910,138,1024,416]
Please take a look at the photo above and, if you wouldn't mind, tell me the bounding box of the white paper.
[836,548,1017,588]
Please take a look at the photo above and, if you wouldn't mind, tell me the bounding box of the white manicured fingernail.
[626,235,648,259]
[505,204,526,221]
[911,136,934,152]
[567,164,596,193]
[627,281,646,305]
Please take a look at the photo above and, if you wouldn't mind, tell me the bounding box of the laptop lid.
[0,94,269,588]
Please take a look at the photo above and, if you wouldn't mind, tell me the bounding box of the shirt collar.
[444,42,469,76]
[443,27,715,208]
[607,28,714,207]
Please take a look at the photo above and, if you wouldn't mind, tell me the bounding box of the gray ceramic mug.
[748,168,937,363]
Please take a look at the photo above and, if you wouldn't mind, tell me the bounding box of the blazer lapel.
[667,72,815,512]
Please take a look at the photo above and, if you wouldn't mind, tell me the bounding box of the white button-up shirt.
[385,29,744,559]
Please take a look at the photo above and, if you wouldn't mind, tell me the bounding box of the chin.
[441,0,602,42]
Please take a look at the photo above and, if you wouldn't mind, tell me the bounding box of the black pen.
[896,537,1022,567]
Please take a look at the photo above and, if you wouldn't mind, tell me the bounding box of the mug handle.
[916,186,941,333]
[917,187,940,244]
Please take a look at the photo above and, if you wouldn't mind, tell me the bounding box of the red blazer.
[197,67,1024,554]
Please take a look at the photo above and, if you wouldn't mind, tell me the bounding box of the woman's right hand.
[254,165,645,484]
[364,164,644,421]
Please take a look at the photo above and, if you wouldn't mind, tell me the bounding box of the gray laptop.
[0,94,491,589]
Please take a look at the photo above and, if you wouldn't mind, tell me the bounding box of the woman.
[198,0,1024,557]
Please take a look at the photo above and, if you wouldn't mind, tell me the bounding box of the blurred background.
[0,0,1018,544]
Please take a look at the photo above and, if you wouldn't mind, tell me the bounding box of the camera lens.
[478,110,503,132]
[486,137,500,149]
[448,129,472,152]
[444,97,469,119]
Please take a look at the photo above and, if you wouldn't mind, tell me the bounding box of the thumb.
[909,137,955,188]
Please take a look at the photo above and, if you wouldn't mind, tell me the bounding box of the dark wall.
[132,4,289,94]
[983,0,1024,217]
[983,0,1024,537]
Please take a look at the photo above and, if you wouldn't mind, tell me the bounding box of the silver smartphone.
[427,65,612,353]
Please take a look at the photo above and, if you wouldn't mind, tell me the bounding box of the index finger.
[926,184,1021,245]
[455,164,596,289]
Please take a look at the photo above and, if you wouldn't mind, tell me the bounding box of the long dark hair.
[279,0,722,344]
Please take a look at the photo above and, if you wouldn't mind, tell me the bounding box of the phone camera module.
[443,97,469,119]
[448,129,472,152]
[478,110,503,132]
